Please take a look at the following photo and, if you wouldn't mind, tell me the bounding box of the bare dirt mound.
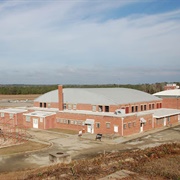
[0,143,179,180]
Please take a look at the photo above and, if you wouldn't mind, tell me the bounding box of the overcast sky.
[0,0,180,85]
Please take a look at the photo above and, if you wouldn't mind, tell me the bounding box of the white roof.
[0,108,27,114]
[24,111,56,117]
[137,108,180,118]
[35,88,161,105]
[153,89,180,97]
[28,107,59,112]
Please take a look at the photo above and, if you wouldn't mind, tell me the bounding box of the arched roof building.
[34,86,162,113]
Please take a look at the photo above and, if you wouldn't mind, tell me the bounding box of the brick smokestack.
[58,85,63,111]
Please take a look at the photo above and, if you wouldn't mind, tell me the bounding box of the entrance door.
[87,124,94,134]
[164,117,167,126]
[114,125,118,133]
[140,123,143,132]
[33,118,38,129]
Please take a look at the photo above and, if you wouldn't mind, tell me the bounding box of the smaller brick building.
[0,108,27,127]
[154,89,180,110]
[23,111,56,130]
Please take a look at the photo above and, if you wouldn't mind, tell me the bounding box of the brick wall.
[23,114,56,130]
[34,101,59,109]
[162,98,180,109]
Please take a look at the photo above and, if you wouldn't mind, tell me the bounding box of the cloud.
[0,0,180,84]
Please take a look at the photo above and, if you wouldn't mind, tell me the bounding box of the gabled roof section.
[35,87,161,105]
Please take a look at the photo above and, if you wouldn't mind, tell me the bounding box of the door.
[114,125,118,133]
[140,123,143,132]
[33,118,38,129]
[87,124,94,134]
[164,117,167,126]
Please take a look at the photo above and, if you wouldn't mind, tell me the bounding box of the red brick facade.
[162,97,180,110]
[1,85,180,137]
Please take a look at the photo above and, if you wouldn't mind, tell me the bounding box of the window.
[167,117,170,122]
[131,106,134,112]
[98,105,103,112]
[96,123,100,128]
[9,113,13,119]
[1,113,4,118]
[73,104,77,110]
[71,120,74,124]
[141,105,143,111]
[63,104,66,110]
[40,117,43,122]
[74,121,77,125]
[68,104,72,110]
[26,116,30,122]
[149,104,151,110]
[152,104,154,109]
[56,119,60,123]
[128,122,131,128]
[92,105,96,112]
[105,106,109,112]
[68,120,71,124]
[123,123,126,129]
[44,103,46,108]
[77,121,82,125]
[106,122,110,129]
[135,106,138,112]
[144,105,146,111]
[40,102,42,107]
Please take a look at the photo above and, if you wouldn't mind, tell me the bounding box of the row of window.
[25,116,44,123]
[0,113,14,119]
[123,121,136,129]
[64,104,110,112]
[156,117,170,125]
[131,103,162,113]
[56,119,85,125]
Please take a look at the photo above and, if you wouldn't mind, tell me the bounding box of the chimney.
[58,85,63,111]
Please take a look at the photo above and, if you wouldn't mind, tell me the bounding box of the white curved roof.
[153,89,180,97]
[35,88,161,105]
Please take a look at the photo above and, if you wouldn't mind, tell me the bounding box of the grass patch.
[47,128,78,135]
[0,141,48,155]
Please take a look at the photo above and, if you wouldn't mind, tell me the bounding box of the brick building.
[0,85,180,136]
[153,89,180,110]
[31,85,180,135]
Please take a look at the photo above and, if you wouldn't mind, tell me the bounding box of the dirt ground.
[0,124,179,174]
[0,94,40,108]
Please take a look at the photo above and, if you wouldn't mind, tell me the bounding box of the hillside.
[0,143,179,180]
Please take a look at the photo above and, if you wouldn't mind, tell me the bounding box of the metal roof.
[0,108,27,114]
[137,108,180,118]
[153,89,180,97]
[35,88,161,105]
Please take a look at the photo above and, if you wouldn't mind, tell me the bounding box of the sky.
[0,0,180,85]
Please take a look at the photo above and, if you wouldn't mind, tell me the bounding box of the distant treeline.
[0,82,179,95]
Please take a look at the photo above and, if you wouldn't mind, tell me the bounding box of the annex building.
[0,85,180,137]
